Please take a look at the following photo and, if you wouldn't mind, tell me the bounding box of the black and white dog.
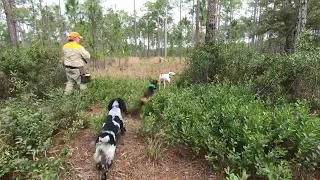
[93,98,127,180]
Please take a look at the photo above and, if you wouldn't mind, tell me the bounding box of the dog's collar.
[112,105,120,108]
[149,84,156,89]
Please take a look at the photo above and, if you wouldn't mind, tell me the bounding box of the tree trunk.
[89,2,97,65]
[18,22,28,47]
[195,0,200,44]
[192,0,195,45]
[143,36,146,57]
[216,0,221,36]
[157,11,160,56]
[285,33,295,53]
[2,0,19,49]
[134,0,137,57]
[256,0,262,51]
[251,0,258,47]
[205,0,217,44]
[228,0,233,41]
[45,3,52,46]
[164,6,167,59]
[39,0,45,45]
[31,0,37,34]
[179,0,182,63]
[295,0,308,43]
[147,20,150,58]
[59,0,65,44]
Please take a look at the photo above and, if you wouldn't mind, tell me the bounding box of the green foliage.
[0,88,94,178]
[178,42,260,85]
[179,39,320,108]
[0,94,60,179]
[225,167,250,180]
[0,44,65,99]
[141,83,320,178]
[46,89,90,129]
[87,77,149,109]
[219,0,244,41]
[88,110,109,133]
[0,76,150,179]
[145,132,166,162]
[65,0,80,28]
[244,0,320,52]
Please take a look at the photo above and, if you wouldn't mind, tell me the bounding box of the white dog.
[159,72,176,89]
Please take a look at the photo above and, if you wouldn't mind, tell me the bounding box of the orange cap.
[69,32,83,39]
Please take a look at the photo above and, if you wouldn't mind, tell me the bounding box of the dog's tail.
[140,97,148,106]
[99,136,110,143]
[93,136,110,164]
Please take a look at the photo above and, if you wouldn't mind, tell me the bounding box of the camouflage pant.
[64,68,87,95]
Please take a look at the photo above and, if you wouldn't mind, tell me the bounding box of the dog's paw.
[95,163,102,170]
[101,173,107,180]
[121,127,126,135]
[101,169,108,180]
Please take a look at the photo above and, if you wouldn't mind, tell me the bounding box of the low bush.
[0,76,149,179]
[87,77,150,110]
[141,83,320,179]
[0,44,65,99]
[0,94,60,179]
[178,42,261,85]
[178,36,320,108]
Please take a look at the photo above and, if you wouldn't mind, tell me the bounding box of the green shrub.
[178,42,261,86]
[87,77,150,110]
[178,39,320,108]
[141,83,320,178]
[0,44,65,99]
[0,77,151,179]
[0,94,60,179]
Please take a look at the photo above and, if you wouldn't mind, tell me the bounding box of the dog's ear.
[169,72,176,76]
[151,79,158,85]
[108,98,116,111]
[117,98,127,114]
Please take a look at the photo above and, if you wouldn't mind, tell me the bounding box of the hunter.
[63,32,90,95]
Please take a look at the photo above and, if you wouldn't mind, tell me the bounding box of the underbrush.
[87,77,149,132]
[1,94,62,179]
[141,83,320,179]
[87,77,149,110]
[178,34,320,110]
[144,132,167,162]
[0,44,65,100]
[0,77,148,179]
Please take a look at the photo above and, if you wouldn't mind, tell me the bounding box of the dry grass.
[145,132,167,162]
[91,57,186,79]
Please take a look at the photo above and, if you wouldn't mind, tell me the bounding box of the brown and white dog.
[159,72,176,90]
